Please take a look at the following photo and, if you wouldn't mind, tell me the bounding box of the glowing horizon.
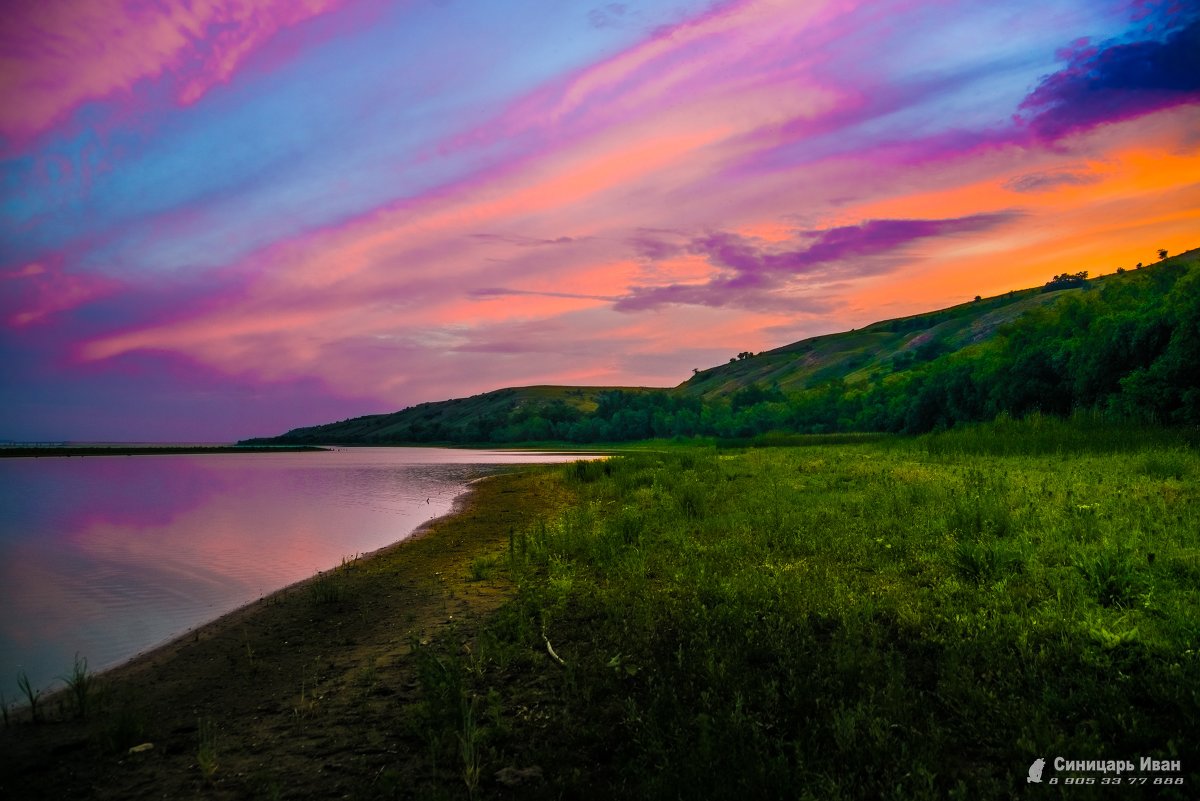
[2,0,1198,440]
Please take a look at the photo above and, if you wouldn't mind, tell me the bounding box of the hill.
[679,287,1069,399]
[246,248,1199,444]
[248,385,662,445]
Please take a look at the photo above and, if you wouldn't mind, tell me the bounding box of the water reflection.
[0,448,598,700]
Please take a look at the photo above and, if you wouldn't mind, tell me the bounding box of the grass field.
[412,418,1198,799]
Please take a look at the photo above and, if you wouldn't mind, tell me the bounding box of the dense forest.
[256,253,1199,445]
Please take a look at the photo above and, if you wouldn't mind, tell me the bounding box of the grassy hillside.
[250,385,660,445]
[680,287,1073,398]
[247,249,1198,444]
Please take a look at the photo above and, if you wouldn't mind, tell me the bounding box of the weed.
[293,676,319,719]
[308,569,345,605]
[1075,550,1142,608]
[197,717,219,783]
[16,671,41,723]
[468,553,500,581]
[1086,613,1140,650]
[673,477,707,520]
[567,459,610,484]
[459,695,483,800]
[952,539,996,584]
[60,653,96,719]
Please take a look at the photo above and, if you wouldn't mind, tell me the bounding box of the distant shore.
[0,444,328,458]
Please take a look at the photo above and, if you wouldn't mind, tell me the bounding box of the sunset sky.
[2,0,1198,441]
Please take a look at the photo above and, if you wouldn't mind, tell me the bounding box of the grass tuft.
[468,553,501,582]
[1074,550,1142,608]
[197,717,219,783]
[60,653,96,719]
[16,671,41,723]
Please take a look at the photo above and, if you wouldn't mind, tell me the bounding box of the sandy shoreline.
[2,465,570,800]
[88,473,488,686]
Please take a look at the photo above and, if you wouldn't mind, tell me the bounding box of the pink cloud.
[2,258,116,328]
[0,0,344,149]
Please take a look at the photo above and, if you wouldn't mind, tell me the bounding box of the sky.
[2,0,1198,442]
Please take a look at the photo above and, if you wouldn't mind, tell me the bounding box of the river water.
[0,447,594,702]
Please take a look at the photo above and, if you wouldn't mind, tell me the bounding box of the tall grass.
[197,717,219,783]
[419,429,1199,799]
[307,554,359,605]
[61,653,95,719]
[16,671,41,723]
[919,411,1200,456]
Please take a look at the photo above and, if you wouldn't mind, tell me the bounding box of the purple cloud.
[1003,167,1103,193]
[1019,17,1200,139]
[628,228,688,262]
[615,213,1020,312]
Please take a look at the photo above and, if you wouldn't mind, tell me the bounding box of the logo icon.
[1028,758,1046,783]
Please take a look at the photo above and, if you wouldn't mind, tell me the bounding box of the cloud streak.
[615,213,1022,311]
[0,0,345,150]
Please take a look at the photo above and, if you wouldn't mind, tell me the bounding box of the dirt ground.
[1,467,568,800]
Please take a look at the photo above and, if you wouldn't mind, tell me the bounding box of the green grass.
[918,411,1200,456]
[197,717,219,783]
[307,554,359,605]
[413,424,1198,799]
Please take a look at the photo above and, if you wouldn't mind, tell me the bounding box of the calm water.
[0,447,595,701]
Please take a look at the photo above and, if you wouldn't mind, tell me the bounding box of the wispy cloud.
[0,256,115,328]
[470,288,619,303]
[0,0,346,150]
[1003,167,1103,193]
[616,213,1022,311]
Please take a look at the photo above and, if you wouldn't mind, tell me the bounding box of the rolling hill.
[679,287,1069,399]
[245,248,1198,444]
